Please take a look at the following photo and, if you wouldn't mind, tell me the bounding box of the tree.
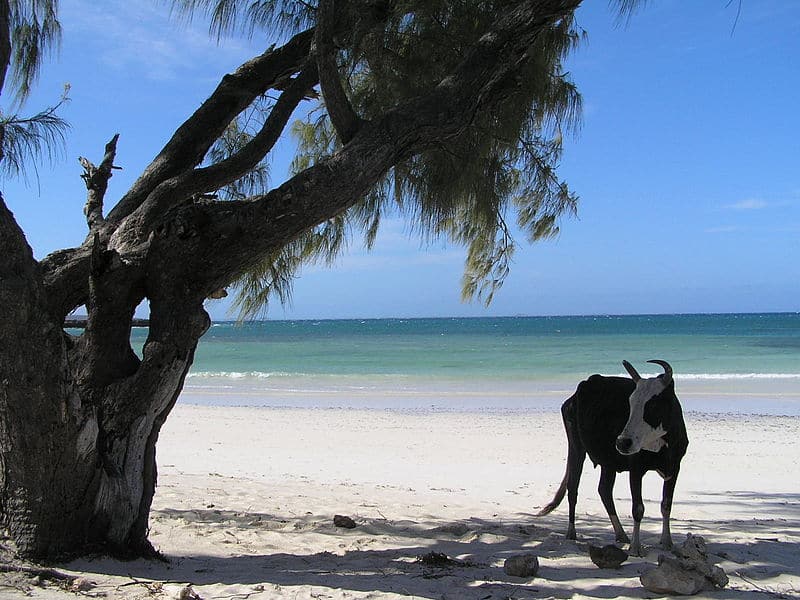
[0,0,623,559]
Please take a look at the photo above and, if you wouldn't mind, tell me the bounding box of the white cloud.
[60,0,256,82]
[725,199,768,211]
[704,225,742,234]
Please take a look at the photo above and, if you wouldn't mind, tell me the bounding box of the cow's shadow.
[65,493,800,599]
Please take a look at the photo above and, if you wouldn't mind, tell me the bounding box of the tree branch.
[40,246,91,322]
[110,63,319,249]
[106,29,314,225]
[40,31,314,319]
[314,0,362,144]
[71,233,142,390]
[81,133,120,232]
[185,63,319,195]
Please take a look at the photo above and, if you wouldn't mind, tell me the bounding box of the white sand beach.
[3,403,799,599]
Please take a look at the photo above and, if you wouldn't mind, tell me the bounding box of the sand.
[2,404,799,599]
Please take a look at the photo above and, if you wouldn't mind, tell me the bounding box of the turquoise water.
[128,313,800,413]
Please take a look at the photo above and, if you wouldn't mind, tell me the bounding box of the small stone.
[417,551,456,566]
[503,553,539,578]
[178,585,202,600]
[333,514,357,529]
[163,584,201,600]
[589,544,628,569]
[69,577,94,592]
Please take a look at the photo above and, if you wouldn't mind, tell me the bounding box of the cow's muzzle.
[615,435,635,455]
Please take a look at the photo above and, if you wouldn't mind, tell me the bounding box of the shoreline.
[178,398,800,418]
[179,375,800,416]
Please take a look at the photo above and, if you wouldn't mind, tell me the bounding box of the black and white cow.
[537,360,689,555]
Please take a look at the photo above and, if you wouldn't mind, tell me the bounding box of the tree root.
[0,561,76,582]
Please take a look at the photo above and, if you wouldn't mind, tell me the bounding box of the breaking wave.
[187,371,800,381]
[677,373,800,380]
[613,372,800,381]
[187,371,297,379]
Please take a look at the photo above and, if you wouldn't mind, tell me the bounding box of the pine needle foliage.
[5,0,62,104]
[168,0,314,40]
[0,83,68,181]
[0,1,67,183]
[170,1,639,318]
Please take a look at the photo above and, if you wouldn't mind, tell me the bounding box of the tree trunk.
[1,197,209,558]
[0,307,208,558]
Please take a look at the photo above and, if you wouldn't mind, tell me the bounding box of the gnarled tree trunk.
[1,198,210,556]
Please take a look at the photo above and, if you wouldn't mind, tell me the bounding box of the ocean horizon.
[123,312,800,416]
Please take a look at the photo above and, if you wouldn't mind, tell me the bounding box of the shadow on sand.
[64,492,800,599]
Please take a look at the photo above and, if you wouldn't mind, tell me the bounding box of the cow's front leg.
[629,470,645,556]
[598,466,629,544]
[659,468,680,550]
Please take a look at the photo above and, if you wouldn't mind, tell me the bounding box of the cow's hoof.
[659,538,673,551]
[629,544,646,557]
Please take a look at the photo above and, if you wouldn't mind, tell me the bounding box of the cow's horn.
[648,359,673,386]
[622,360,641,382]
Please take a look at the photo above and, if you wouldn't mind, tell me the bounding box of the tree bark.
[315,0,362,144]
[1,196,210,557]
[0,0,582,559]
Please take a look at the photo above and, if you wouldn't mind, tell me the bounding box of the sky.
[3,1,799,320]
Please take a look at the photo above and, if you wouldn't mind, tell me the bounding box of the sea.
[130,313,800,415]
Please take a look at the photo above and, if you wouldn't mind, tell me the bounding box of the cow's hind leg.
[659,467,680,550]
[598,466,629,544]
[629,470,646,556]
[562,398,585,541]
[565,443,586,540]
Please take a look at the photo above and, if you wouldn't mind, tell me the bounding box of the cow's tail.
[535,391,576,517]
[535,468,567,516]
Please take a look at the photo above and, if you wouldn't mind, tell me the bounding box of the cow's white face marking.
[617,376,668,455]
[640,423,668,453]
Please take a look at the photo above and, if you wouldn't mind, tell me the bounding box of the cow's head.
[615,359,673,455]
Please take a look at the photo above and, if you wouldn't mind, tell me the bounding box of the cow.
[537,360,689,555]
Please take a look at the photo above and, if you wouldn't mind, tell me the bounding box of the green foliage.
[0,83,68,181]
[230,215,352,318]
[0,1,67,183]
[613,0,647,25]
[174,1,638,318]
[229,106,393,318]
[232,1,582,316]
[168,0,314,40]
[6,0,62,104]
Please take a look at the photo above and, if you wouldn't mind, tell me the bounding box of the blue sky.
[3,1,799,320]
